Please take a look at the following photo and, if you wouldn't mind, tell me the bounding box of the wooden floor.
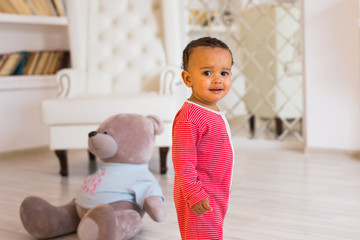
[1,145,360,240]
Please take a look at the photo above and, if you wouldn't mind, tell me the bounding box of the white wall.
[0,86,57,152]
[304,0,360,151]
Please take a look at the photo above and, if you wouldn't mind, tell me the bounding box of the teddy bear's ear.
[146,115,164,135]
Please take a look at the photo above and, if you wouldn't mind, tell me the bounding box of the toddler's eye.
[221,72,229,76]
[203,71,211,76]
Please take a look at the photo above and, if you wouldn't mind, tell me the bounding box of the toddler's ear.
[146,115,164,135]
[182,70,192,87]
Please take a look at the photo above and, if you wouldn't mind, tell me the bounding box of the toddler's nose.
[212,76,221,84]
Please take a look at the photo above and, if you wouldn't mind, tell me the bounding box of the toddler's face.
[182,46,232,111]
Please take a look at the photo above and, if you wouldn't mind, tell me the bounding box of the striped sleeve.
[172,120,209,207]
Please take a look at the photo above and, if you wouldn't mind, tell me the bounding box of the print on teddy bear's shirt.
[81,169,106,197]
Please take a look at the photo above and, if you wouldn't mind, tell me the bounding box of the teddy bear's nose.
[88,131,97,138]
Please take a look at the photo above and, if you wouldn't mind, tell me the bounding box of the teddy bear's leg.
[77,204,142,240]
[144,196,166,222]
[20,196,80,239]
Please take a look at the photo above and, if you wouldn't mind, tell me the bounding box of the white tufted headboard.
[64,0,182,97]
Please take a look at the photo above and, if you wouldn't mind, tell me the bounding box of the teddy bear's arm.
[129,180,165,221]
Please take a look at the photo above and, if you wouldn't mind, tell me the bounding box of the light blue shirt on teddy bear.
[75,162,164,209]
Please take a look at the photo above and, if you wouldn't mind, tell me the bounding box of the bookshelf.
[0,9,69,152]
[0,13,69,90]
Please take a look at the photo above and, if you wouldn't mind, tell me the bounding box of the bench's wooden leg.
[159,147,169,174]
[55,150,68,176]
[249,114,255,136]
[275,117,283,137]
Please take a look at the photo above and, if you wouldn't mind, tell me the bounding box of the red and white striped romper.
[172,101,234,240]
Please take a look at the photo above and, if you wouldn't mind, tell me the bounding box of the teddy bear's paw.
[77,204,117,240]
[78,204,143,240]
[144,196,166,222]
[20,196,78,239]
[77,218,98,240]
[114,209,143,239]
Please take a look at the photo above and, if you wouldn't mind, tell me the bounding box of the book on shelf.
[23,51,41,75]
[45,51,69,74]
[0,0,18,14]
[8,0,32,15]
[22,52,38,75]
[13,51,30,75]
[0,52,24,76]
[51,0,66,17]
[58,51,70,71]
[27,0,47,16]
[24,0,37,15]
[47,52,60,74]
[38,0,57,16]
[0,51,70,76]
[0,54,9,70]
[0,0,67,16]
[42,51,56,74]
[33,51,51,75]
[48,52,62,74]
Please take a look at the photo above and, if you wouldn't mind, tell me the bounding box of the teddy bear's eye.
[103,131,108,134]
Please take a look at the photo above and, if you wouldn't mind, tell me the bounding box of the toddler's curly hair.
[182,37,234,70]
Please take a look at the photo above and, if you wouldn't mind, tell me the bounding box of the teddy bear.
[20,114,166,240]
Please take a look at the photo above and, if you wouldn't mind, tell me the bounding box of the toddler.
[172,37,234,239]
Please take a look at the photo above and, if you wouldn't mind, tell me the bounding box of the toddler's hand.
[191,198,213,216]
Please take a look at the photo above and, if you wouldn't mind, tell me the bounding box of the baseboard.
[305,146,360,158]
[232,137,305,151]
[232,138,360,159]
[0,146,50,159]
